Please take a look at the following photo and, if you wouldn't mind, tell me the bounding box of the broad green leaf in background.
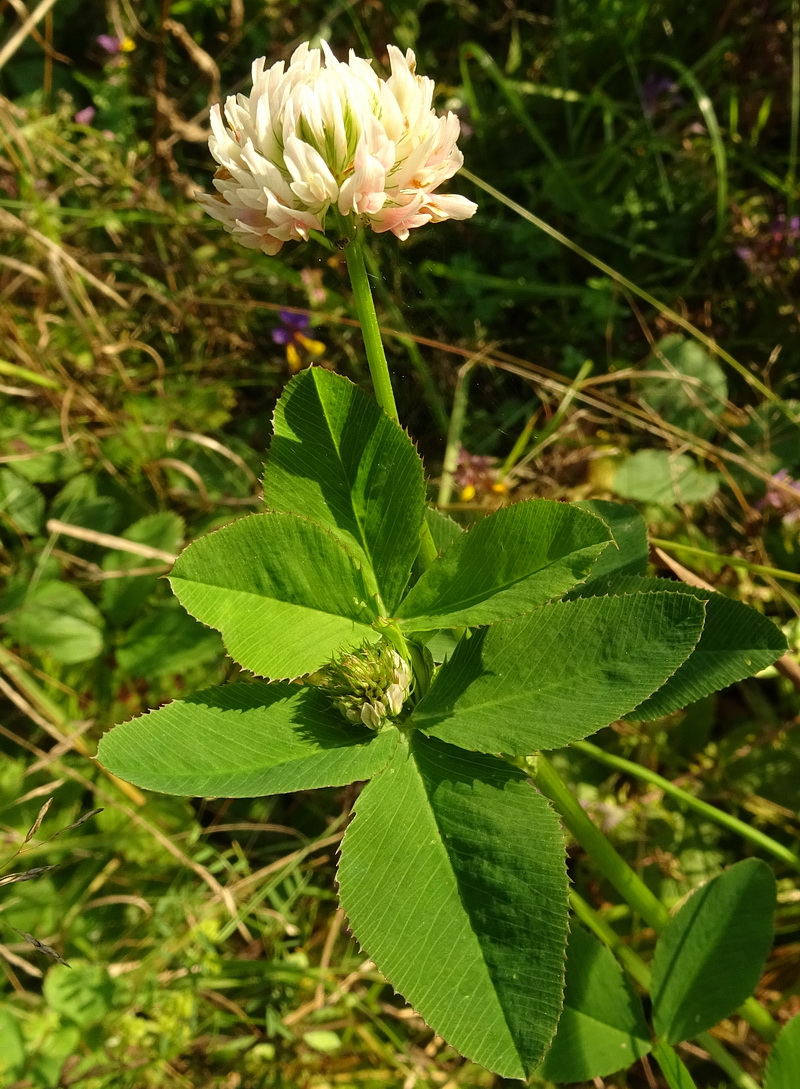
[396,500,612,630]
[635,334,728,438]
[115,604,222,678]
[98,683,397,796]
[0,467,44,536]
[613,449,720,506]
[537,924,651,1083]
[0,1009,24,1079]
[5,581,104,664]
[44,962,115,1028]
[337,733,568,1080]
[574,499,648,582]
[169,512,381,678]
[733,400,800,475]
[263,368,425,612]
[651,859,776,1044]
[101,511,184,625]
[0,406,83,484]
[50,472,123,536]
[31,1024,81,1089]
[412,591,705,753]
[765,1014,800,1089]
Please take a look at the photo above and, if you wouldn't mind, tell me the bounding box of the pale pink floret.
[196,40,476,255]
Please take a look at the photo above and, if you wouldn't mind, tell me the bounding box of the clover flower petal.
[197,40,477,256]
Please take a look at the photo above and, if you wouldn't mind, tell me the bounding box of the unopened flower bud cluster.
[311,642,413,730]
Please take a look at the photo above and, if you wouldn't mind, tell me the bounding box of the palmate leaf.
[537,924,651,1083]
[263,368,425,613]
[651,859,776,1044]
[411,591,705,754]
[169,512,380,678]
[396,500,613,630]
[337,733,568,1080]
[572,576,788,718]
[97,683,397,796]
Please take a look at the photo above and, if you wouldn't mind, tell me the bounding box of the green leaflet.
[97,682,398,796]
[410,505,463,585]
[337,733,568,1080]
[5,581,104,664]
[651,859,776,1044]
[169,512,381,679]
[635,334,728,439]
[0,467,45,536]
[537,924,651,1083]
[572,575,788,718]
[765,1015,800,1089]
[613,449,720,506]
[396,499,613,629]
[411,591,706,753]
[263,368,425,613]
[573,499,648,582]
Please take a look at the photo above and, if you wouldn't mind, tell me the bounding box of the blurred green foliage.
[0,0,799,1086]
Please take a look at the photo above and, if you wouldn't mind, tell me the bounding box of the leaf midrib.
[170,576,376,627]
[398,545,603,622]
[317,388,377,592]
[410,744,525,1071]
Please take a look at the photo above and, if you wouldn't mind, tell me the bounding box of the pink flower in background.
[197,41,477,256]
[96,34,121,54]
[74,106,96,125]
[757,469,800,525]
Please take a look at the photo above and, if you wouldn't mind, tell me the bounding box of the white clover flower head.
[197,40,477,256]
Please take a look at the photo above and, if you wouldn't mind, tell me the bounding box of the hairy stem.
[343,233,400,423]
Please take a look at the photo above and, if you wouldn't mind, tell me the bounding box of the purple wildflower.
[757,469,800,524]
[271,310,325,372]
[640,73,681,117]
[96,34,121,54]
[74,106,96,125]
[736,210,800,279]
[271,310,310,346]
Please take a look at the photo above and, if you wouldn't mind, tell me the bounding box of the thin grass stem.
[652,1040,701,1089]
[650,537,800,585]
[534,754,779,1042]
[573,739,800,873]
[437,359,476,508]
[462,169,783,406]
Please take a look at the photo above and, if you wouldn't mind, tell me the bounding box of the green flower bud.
[311,640,412,730]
